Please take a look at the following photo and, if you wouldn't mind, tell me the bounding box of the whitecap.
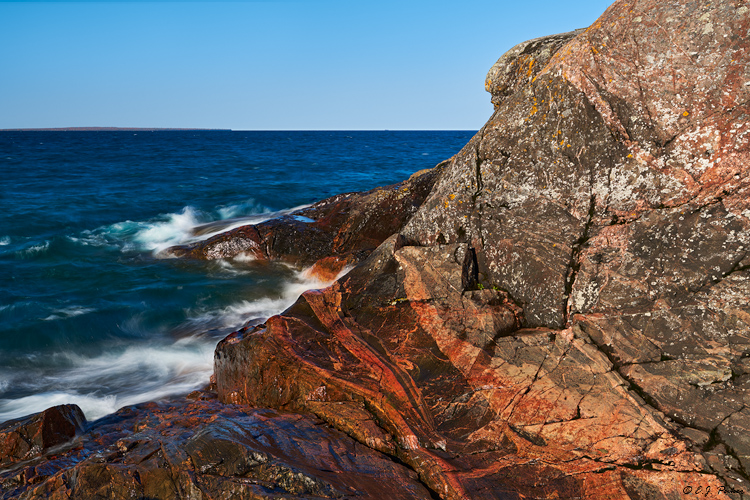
[132,206,204,253]
[42,306,96,322]
[187,265,350,330]
[81,203,314,257]
[214,259,250,276]
[0,236,10,246]
[188,204,311,240]
[0,258,351,423]
[216,198,270,220]
[233,252,256,262]
[0,339,216,422]
[19,241,50,257]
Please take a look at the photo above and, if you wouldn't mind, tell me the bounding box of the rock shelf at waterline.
[3,0,750,498]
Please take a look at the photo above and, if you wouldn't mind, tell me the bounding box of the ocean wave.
[0,264,349,423]
[0,339,215,422]
[66,201,313,257]
[214,259,251,276]
[233,252,256,262]
[216,199,271,220]
[131,206,204,253]
[19,240,50,257]
[0,392,118,423]
[42,306,96,322]
[0,236,10,246]
[187,266,342,329]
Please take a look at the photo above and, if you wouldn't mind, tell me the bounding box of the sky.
[0,0,614,130]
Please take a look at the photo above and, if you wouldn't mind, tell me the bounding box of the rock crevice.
[4,0,750,498]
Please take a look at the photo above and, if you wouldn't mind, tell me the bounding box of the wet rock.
[168,165,443,271]
[212,0,750,497]
[0,397,433,499]
[0,404,85,468]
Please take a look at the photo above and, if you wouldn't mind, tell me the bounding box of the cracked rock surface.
[214,0,750,497]
[0,396,431,499]
[4,0,750,498]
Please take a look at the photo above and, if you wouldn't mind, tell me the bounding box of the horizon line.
[1,127,479,132]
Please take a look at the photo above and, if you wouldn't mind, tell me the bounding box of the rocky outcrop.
[0,405,85,468]
[0,395,432,499]
[213,0,750,498]
[168,165,444,275]
[4,0,750,499]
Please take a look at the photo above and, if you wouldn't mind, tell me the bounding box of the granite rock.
[214,0,750,497]
[0,396,432,499]
[8,0,750,498]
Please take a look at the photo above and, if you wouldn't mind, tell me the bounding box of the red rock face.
[6,1,750,499]
[0,396,432,499]
[213,0,750,498]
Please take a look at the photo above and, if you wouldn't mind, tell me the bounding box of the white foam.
[0,259,351,423]
[233,252,257,262]
[73,202,314,257]
[217,199,270,220]
[215,259,250,276]
[21,241,49,256]
[133,206,203,253]
[0,236,10,246]
[188,266,344,329]
[0,392,118,423]
[42,306,96,322]
[0,338,215,422]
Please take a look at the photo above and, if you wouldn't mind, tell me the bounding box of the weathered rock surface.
[0,395,432,499]
[7,0,750,498]
[0,405,85,468]
[168,164,443,274]
[213,0,750,498]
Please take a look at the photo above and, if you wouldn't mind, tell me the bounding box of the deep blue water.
[0,130,474,422]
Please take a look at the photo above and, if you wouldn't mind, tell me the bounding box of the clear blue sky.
[0,0,613,130]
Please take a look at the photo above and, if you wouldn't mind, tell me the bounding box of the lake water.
[0,130,474,422]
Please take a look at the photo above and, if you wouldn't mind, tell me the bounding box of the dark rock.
[167,165,443,271]
[0,404,85,468]
[14,0,750,498]
[213,0,750,497]
[0,398,433,499]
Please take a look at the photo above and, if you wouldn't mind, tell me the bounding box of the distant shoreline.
[0,127,232,132]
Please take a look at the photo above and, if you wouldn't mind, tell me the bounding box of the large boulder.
[214,0,750,498]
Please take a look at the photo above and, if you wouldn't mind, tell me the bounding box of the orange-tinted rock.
[303,254,355,282]
[0,404,85,468]
[213,0,750,497]
[0,397,433,499]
